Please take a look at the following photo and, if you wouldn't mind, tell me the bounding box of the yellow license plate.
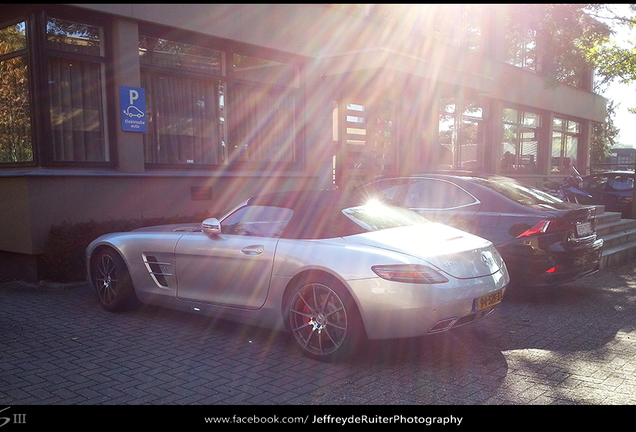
[476,290,502,311]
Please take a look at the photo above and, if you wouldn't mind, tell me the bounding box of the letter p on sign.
[129,89,139,105]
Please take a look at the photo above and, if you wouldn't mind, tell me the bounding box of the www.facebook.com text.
[204,414,463,426]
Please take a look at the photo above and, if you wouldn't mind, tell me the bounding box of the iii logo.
[0,407,26,428]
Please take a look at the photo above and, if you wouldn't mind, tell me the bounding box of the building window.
[504,24,537,71]
[227,53,299,167]
[439,98,484,169]
[429,4,484,51]
[46,17,108,163]
[139,36,222,75]
[0,21,32,164]
[141,37,225,165]
[142,73,225,165]
[615,150,635,168]
[227,82,297,165]
[333,101,395,189]
[140,36,301,169]
[551,117,579,172]
[501,107,540,173]
[140,36,225,165]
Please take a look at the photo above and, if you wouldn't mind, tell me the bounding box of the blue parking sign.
[120,86,147,132]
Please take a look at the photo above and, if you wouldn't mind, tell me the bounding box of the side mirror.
[201,218,221,237]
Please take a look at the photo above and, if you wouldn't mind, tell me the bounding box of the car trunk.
[343,223,505,279]
[543,205,597,243]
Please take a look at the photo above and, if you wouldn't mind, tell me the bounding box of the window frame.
[404,179,479,211]
[140,69,226,166]
[225,79,300,169]
[439,97,485,170]
[504,19,538,72]
[31,9,114,168]
[139,26,304,171]
[551,116,581,173]
[501,106,542,174]
[220,204,294,238]
[0,18,33,167]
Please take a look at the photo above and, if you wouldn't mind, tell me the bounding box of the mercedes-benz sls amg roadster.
[86,190,509,360]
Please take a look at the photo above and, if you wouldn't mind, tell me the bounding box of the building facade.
[0,4,607,281]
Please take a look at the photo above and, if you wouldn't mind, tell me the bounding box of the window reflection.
[439,98,484,169]
[46,18,103,57]
[232,53,298,88]
[222,206,293,237]
[0,22,32,163]
[551,117,580,172]
[139,37,223,75]
[501,108,540,173]
[0,21,26,55]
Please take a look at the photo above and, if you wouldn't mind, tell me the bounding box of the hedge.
[40,214,210,283]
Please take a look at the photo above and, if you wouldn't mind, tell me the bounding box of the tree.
[583,4,636,87]
[591,100,620,171]
[510,5,636,162]
[502,4,613,87]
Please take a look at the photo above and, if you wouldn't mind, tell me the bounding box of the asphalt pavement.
[1,262,636,421]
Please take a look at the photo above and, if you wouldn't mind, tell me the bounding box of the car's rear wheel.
[91,248,139,312]
[287,278,363,361]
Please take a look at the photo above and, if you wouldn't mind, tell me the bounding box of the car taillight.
[516,219,574,238]
[372,264,449,284]
[545,265,564,274]
[517,220,552,238]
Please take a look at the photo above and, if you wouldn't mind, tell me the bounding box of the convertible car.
[86,190,509,360]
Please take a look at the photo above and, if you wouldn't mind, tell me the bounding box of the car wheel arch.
[281,269,368,360]
[89,244,123,270]
[281,269,366,334]
[89,245,140,311]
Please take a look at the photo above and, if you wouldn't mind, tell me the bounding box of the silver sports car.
[86,190,509,360]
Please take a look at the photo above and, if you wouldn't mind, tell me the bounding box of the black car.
[579,171,634,218]
[361,173,604,287]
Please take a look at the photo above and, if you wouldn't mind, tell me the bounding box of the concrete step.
[596,217,636,239]
[599,239,636,269]
[593,206,636,269]
[595,207,622,226]
[600,228,636,250]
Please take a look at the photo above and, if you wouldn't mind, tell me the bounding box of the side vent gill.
[143,255,172,287]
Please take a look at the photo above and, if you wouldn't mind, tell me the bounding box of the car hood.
[343,223,505,279]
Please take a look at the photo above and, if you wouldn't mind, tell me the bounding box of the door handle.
[241,245,264,255]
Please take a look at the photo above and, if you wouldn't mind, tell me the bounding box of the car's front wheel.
[287,277,364,361]
[91,248,139,312]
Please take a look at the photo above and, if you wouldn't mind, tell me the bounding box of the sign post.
[119,86,147,132]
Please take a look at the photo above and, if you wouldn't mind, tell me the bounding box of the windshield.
[342,200,429,231]
[471,177,563,206]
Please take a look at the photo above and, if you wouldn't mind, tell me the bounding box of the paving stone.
[2,263,636,408]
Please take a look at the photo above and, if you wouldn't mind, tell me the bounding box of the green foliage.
[502,4,612,87]
[582,4,636,86]
[40,214,210,283]
[591,100,620,171]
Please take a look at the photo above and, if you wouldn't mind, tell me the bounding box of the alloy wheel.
[94,253,118,307]
[289,282,349,357]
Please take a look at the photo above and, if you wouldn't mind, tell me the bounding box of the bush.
[40,214,210,283]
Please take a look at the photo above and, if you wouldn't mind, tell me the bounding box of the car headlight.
[371,264,449,284]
